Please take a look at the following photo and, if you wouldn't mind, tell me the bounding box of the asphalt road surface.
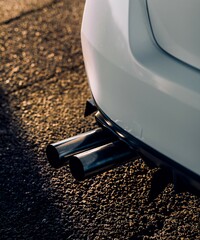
[0,0,199,239]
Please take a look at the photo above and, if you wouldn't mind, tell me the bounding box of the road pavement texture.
[0,0,54,23]
[0,0,199,239]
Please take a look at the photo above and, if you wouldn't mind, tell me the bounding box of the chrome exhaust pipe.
[69,140,138,181]
[46,128,116,168]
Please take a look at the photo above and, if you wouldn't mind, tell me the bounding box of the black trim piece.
[94,107,200,193]
[84,99,97,117]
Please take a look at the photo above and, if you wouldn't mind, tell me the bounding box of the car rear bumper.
[81,0,200,177]
[94,106,200,193]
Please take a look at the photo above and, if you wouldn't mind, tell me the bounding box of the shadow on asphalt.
[0,87,73,238]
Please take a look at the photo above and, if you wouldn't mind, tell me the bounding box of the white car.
[80,0,200,192]
[47,0,200,194]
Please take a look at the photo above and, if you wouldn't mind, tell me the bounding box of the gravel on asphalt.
[0,0,54,24]
[0,0,199,239]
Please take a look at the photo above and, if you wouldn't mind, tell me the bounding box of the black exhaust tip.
[69,156,85,181]
[46,127,117,168]
[46,144,65,168]
[69,141,138,181]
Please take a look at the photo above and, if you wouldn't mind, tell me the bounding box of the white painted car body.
[148,0,200,70]
[81,0,200,178]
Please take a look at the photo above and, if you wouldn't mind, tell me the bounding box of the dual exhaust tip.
[46,127,138,181]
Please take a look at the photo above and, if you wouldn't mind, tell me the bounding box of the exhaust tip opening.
[46,145,62,168]
[69,156,85,181]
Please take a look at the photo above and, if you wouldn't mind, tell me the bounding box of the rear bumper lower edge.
[94,105,200,194]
